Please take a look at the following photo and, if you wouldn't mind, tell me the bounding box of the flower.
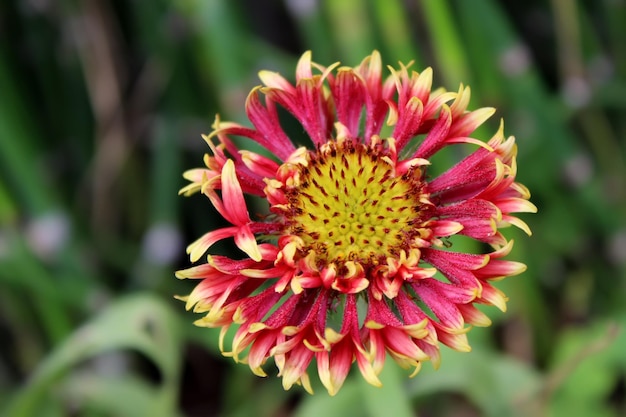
[176,51,536,395]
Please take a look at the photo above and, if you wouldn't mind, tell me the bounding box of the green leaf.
[3,294,183,417]
[547,319,624,417]
[359,362,416,417]
[293,377,364,417]
[407,347,541,417]
[60,373,179,417]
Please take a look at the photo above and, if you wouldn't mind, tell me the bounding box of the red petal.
[414,105,452,159]
[393,97,424,150]
[245,89,296,160]
[413,281,465,331]
[221,160,250,226]
[187,226,239,262]
[234,225,262,262]
[332,69,366,135]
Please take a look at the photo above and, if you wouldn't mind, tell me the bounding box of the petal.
[501,214,533,236]
[438,199,499,220]
[422,248,485,289]
[496,197,538,214]
[448,107,496,138]
[232,287,285,324]
[429,152,498,203]
[476,259,527,279]
[295,50,314,80]
[280,347,316,391]
[457,304,492,327]
[478,282,508,311]
[435,326,471,352]
[175,263,218,280]
[393,96,424,149]
[428,220,464,237]
[413,281,465,331]
[240,150,280,178]
[414,104,452,159]
[247,331,280,376]
[322,343,354,396]
[258,70,296,92]
[245,88,296,160]
[383,327,429,363]
[220,159,251,226]
[187,226,239,262]
[455,217,498,241]
[298,78,332,146]
[449,84,471,118]
[234,225,262,262]
[332,68,366,135]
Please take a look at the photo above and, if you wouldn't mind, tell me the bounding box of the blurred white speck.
[562,76,591,109]
[25,212,71,261]
[142,222,183,265]
[285,0,319,18]
[562,153,593,188]
[499,43,531,77]
[608,230,626,266]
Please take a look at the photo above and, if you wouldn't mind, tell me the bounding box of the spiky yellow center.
[284,141,432,267]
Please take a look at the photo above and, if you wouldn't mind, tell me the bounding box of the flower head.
[177,51,536,395]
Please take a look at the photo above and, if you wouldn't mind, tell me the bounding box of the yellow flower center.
[284,140,433,268]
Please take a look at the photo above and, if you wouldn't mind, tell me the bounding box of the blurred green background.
[1,0,625,416]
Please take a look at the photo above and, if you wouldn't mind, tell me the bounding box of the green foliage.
[1,0,625,416]
[4,295,183,417]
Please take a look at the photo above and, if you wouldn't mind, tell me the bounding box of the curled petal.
[187,226,239,263]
